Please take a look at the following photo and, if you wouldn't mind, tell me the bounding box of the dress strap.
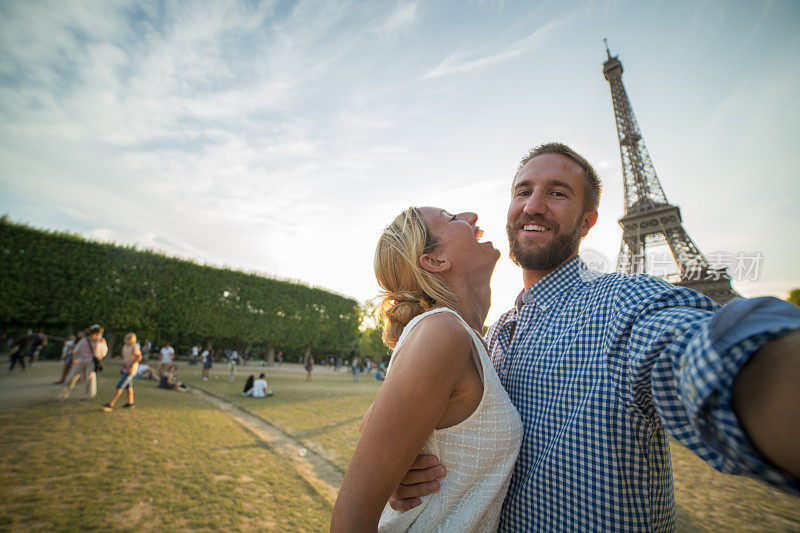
[388,307,485,376]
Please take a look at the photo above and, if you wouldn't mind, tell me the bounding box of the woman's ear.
[419,253,451,274]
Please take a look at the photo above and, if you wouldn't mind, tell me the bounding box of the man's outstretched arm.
[625,290,800,492]
[732,329,800,478]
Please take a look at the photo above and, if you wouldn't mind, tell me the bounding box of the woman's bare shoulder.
[393,311,472,368]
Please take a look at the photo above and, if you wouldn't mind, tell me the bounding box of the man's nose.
[523,191,547,216]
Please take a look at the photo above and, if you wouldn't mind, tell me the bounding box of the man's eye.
[515,190,531,197]
[551,191,567,198]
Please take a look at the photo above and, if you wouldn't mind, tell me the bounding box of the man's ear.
[580,210,598,238]
[419,253,450,274]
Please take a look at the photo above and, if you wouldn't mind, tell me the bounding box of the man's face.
[506,153,596,271]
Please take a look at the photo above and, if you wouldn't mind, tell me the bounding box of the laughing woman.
[331,206,522,532]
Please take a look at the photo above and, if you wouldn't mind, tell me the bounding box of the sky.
[1,0,798,326]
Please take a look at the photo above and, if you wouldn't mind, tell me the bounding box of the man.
[390,143,800,531]
[158,342,174,376]
[250,373,273,398]
[102,332,142,411]
[59,324,108,400]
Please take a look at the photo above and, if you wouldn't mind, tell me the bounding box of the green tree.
[359,327,388,362]
[0,217,359,358]
[788,288,800,307]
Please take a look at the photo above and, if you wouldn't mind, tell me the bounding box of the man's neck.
[522,253,578,290]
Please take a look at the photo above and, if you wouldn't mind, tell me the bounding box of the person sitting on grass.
[135,362,158,380]
[102,332,142,412]
[249,373,273,398]
[159,365,189,392]
[242,374,255,396]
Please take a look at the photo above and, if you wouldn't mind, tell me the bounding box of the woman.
[242,374,255,396]
[331,207,522,532]
[305,356,314,382]
[102,332,142,411]
[159,365,189,392]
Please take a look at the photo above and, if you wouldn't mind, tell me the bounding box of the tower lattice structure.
[602,41,740,304]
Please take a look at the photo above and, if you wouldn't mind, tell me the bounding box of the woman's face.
[417,206,501,278]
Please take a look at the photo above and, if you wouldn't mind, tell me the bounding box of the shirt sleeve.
[618,278,800,494]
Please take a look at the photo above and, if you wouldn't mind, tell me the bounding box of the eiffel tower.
[602,41,740,304]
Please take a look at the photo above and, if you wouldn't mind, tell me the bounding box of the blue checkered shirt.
[487,257,800,532]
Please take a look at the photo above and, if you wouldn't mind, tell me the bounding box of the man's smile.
[522,224,550,233]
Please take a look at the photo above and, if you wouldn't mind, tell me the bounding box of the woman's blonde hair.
[374,207,458,349]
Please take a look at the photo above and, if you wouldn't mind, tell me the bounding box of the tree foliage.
[0,218,359,355]
[789,288,800,307]
[358,326,388,363]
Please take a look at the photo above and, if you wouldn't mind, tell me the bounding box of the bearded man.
[389,142,800,532]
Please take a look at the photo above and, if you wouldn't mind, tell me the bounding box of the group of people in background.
[5,328,375,410]
[7,330,48,372]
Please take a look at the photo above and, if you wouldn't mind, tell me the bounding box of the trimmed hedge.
[0,216,359,356]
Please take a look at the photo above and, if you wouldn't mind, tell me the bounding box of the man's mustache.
[508,214,559,232]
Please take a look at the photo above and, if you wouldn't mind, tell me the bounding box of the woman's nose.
[459,212,478,224]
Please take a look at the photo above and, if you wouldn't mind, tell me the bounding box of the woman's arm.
[330,314,472,532]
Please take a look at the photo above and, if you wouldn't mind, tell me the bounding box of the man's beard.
[506,215,582,271]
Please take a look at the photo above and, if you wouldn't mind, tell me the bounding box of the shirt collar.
[519,255,587,313]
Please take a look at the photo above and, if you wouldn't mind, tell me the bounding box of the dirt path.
[191,387,344,505]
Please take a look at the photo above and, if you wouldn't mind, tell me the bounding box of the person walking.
[201,349,212,380]
[227,355,236,382]
[27,330,48,365]
[102,332,142,411]
[305,356,314,382]
[8,338,29,373]
[54,334,77,384]
[59,324,107,401]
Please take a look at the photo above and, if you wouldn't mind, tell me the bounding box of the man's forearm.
[732,329,800,478]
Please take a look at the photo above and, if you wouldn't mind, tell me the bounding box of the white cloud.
[375,2,418,37]
[423,19,562,79]
[1,0,798,321]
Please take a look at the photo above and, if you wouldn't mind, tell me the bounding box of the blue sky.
[1,0,798,325]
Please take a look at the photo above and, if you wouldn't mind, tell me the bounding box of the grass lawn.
[1,359,798,532]
[0,361,336,532]
[181,362,381,472]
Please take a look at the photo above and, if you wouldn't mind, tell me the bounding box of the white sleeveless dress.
[377,308,523,533]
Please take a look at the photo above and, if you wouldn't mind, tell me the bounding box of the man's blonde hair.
[374,207,458,349]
